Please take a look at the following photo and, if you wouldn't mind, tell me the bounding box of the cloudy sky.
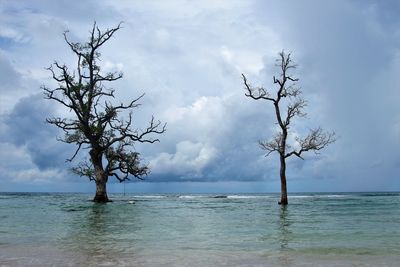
[1,0,400,193]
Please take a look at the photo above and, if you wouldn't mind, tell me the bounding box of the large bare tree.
[43,23,166,203]
[242,51,335,205]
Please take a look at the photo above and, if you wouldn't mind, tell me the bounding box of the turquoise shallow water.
[0,192,399,266]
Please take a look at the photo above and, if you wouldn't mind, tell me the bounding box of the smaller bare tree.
[43,23,166,202]
[242,51,335,205]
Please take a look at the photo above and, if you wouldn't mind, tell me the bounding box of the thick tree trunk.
[91,149,110,203]
[94,179,109,203]
[279,155,288,205]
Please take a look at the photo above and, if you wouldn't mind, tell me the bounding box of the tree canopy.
[43,22,166,202]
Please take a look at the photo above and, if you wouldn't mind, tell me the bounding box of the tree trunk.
[94,179,109,203]
[91,149,110,203]
[279,155,288,205]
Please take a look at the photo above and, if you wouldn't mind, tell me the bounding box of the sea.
[0,192,399,266]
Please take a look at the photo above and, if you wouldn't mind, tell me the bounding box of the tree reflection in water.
[62,202,140,265]
[278,205,292,251]
[275,205,295,267]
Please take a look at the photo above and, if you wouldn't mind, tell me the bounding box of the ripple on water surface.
[0,192,399,266]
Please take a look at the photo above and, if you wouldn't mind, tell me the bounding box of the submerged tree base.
[93,195,111,203]
[278,196,288,205]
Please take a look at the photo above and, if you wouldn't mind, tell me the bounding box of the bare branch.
[43,86,74,109]
[107,115,166,147]
[242,74,275,102]
[259,132,283,157]
[244,50,336,205]
[94,22,122,49]
[285,128,336,159]
[71,160,96,181]
[281,85,301,98]
[105,147,148,181]
[94,71,123,83]
[285,97,307,126]
[276,51,297,73]
[67,142,83,162]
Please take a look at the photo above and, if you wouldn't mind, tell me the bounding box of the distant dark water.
[1,192,399,266]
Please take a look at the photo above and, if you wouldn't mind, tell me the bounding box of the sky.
[0,0,400,193]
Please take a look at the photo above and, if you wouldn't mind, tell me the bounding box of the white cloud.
[150,141,218,178]
[0,27,28,43]
[1,0,400,191]
[0,142,66,184]
[10,168,65,184]
[163,96,227,132]
[101,60,124,73]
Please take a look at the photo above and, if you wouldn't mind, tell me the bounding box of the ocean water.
[0,192,399,266]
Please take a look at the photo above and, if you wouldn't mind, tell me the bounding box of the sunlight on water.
[0,192,399,266]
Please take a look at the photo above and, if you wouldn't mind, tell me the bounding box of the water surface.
[1,192,399,266]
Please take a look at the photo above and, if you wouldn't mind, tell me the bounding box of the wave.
[131,195,167,199]
[359,192,400,197]
[126,193,367,200]
[226,195,271,199]
[321,195,348,198]
[177,195,271,199]
[178,195,274,199]
[290,194,352,199]
[213,195,228,198]
[178,195,208,199]
[289,195,314,198]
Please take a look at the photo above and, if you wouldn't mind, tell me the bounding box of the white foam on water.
[289,195,314,198]
[178,195,207,199]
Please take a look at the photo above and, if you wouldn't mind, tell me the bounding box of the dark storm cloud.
[1,0,400,191]
[4,94,72,170]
